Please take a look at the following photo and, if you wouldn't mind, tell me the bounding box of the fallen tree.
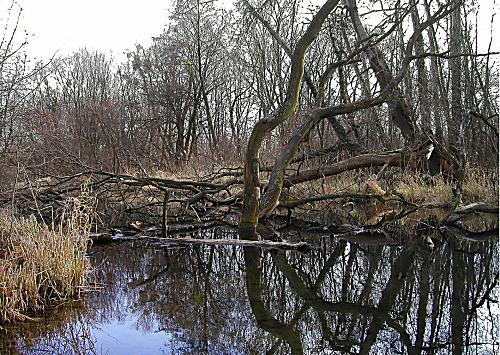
[2,0,495,246]
[0,143,435,224]
[284,146,431,187]
[2,165,496,252]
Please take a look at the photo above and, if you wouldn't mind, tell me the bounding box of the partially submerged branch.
[140,235,312,252]
[453,203,499,215]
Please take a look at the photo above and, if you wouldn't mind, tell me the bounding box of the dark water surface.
[2,227,498,354]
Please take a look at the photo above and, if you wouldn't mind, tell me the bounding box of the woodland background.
[0,0,497,225]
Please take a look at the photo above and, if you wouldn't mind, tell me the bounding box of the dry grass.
[396,169,497,205]
[0,196,94,323]
[461,168,498,204]
[395,174,454,205]
[285,167,497,215]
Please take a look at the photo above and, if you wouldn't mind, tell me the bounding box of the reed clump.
[0,197,94,323]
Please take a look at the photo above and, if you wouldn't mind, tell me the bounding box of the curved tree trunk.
[239,0,341,234]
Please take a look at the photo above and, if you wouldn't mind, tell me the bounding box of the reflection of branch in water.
[10,309,98,355]
[414,253,431,352]
[359,247,416,354]
[270,246,420,353]
[469,273,499,314]
[267,304,309,354]
[450,237,466,355]
[200,245,215,353]
[244,246,304,354]
[441,224,499,242]
[333,242,356,342]
[345,245,383,341]
[130,264,171,287]
[107,233,499,352]
[9,226,497,353]
[272,250,361,351]
[428,243,451,348]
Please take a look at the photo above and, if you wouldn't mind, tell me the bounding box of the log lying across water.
[90,222,313,252]
[138,235,313,252]
[440,202,499,242]
[444,202,499,224]
[453,203,499,215]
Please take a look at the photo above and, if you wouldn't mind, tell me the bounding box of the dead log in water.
[440,225,499,242]
[89,219,312,251]
[138,235,312,252]
[438,202,499,242]
[443,202,499,224]
[453,203,498,215]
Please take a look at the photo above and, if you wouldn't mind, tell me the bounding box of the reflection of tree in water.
[6,226,498,354]
[88,229,260,353]
[4,231,256,354]
[244,233,498,354]
[1,302,98,354]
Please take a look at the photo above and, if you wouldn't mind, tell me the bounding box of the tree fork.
[239,0,341,234]
[240,0,460,231]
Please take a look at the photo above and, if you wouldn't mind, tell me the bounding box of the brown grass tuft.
[0,196,94,323]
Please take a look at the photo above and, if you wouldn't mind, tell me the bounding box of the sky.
[7,0,173,60]
[0,0,498,61]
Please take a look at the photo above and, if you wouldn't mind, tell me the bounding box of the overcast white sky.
[11,0,173,60]
[1,0,498,61]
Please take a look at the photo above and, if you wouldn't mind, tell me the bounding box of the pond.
[1,225,498,354]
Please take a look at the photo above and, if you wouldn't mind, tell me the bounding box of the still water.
[2,226,498,354]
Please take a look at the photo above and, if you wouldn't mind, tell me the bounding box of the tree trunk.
[344,0,415,143]
[239,0,341,234]
[448,6,463,164]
